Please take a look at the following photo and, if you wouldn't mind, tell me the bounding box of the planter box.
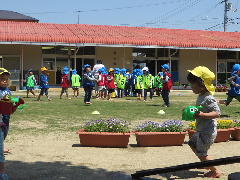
[133,131,187,147]
[188,128,234,143]
[76,129,132,148]
[231,127,240,140]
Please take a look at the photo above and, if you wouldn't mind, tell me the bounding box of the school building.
[1,10,240,90]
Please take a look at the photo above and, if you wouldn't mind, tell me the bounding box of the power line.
[23,0,189,14]
[140,0,204,27]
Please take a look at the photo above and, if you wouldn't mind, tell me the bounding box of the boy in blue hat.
[161,64,172,107]
[218,64,240,105]
[71,69,81,97]
[125,69,132,97]
[60,66,71,100]
[82,64,96,104]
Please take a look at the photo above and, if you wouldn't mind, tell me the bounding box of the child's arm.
[228,76,238,87]
[193,110,220,119]
[84,73,95,81]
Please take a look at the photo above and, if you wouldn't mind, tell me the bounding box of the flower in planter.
[135,120,183,132]
[188,121,196,131]
[83,118,130,133]
[233,120,240,127]
[217,120,234,129]
[188,120,233,130]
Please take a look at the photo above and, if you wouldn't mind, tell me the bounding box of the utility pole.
[224,0,228,32]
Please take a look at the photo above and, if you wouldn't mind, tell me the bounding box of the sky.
[2,0,240,32]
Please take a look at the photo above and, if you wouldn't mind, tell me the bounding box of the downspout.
[21,45,24,90]
[123,46,125,68]
[168,48,171,75]
[216,50,217,86]
[74,46,76,69]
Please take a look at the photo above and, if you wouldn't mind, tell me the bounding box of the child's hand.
[47,73,49,76]
[236,84,239,87]
[46,82,48,84]
[148,85,151,88]
[24,79,26,82]
[193,111,204,119]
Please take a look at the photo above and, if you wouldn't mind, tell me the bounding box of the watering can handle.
[12,98,24,109]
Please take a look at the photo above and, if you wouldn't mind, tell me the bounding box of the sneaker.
[0,174,8,180]
[162,103,166,107]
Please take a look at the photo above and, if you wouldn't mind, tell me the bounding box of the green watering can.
[182,105,202,121]
[11,97,26,109]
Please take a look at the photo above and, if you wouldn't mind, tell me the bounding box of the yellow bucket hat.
[109,68,114,72]
[188,66,215,95]
[0,68,11,75]
[41,67,48,72]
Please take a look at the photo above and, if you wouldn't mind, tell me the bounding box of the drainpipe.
[123,47,125,68]
[21,45,24,90]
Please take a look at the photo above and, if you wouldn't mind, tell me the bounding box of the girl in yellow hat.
[187,66,221,178]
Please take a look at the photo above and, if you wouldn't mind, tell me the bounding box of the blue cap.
[72,69,77,75]
[28,69,33,73]
[83,64,91,69]
[63,66,69,74]
[161,64,169,71]
[231,64,240,76]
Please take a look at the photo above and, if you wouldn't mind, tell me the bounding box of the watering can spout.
[12,98,24,110]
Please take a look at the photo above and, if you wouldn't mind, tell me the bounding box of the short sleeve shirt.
[195,92,221,132]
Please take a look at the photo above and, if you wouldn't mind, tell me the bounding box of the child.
[82,64,96,104]
[0,68,14,180]
[154,72,163,96]
[37,67,52,101]
[142,67,154,101]
[131,69,137,97]
[107,68,116,100]
[114,68,120,97]
[24,69,37,98]
[71,69,81,97]
[60,67,71,100]
[217,64,240,106]
[161,64,172,107]
[187,66,221,178]
[117,68,127,98]
[135,69,143,101]
[96,68,105,99]
[125,69,132,97]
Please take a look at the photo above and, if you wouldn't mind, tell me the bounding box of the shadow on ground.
[6,160,206,180]
[6,160,132,180]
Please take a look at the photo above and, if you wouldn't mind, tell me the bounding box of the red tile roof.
[0,21,240,49]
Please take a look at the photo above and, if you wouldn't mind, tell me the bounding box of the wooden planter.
[133,131,187,147]
[76,129,132,148]
[188,128,234,143]
[231,127,240,140]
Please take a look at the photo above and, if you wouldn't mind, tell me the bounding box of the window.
[2,57,21,70]
[74,46,95,55]
[217,50,236,59]
[132,48,155,57]
[43,57,55,70]
[157,48,168,57]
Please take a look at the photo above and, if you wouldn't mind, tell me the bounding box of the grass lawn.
[8,91,240,137]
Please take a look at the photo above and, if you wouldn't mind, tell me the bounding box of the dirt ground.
[5,90,240,180]
[4,132,240,180]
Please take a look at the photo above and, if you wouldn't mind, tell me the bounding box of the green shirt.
[72,75,80,87]
[117,75,126,89]
[26,75,35,88]
[135,75,143,89]
[142,74,153,89]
